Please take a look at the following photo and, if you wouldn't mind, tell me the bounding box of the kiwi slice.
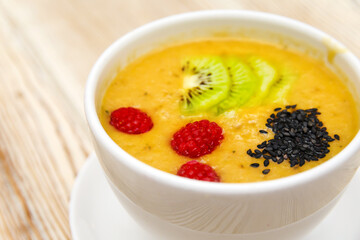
[216,57,258,114]
[246,56,278,106]
[266,68,297,104]
[180,57,231,115]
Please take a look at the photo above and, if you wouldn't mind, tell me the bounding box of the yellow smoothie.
[99,39,359,183]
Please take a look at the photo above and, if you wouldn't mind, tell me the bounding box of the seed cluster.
[247,105,339,172]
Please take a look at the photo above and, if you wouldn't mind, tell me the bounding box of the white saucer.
[70,154,360,240]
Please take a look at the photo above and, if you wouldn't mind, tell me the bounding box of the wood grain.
[0,0,359,239]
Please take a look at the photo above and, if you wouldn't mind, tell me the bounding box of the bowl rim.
[84,9,360,195]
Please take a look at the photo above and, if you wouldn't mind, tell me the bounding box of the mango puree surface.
[99,39,359,183]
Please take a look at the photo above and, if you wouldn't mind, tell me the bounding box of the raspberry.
[177,160,220,182]
[110,107,153,134]
[171,120,224,158]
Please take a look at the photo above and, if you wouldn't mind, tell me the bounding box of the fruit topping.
[110,107,153,134]
[171,120,224,158]
[247,105,339,169]
[265,68,297,104]
[216,57,257,114]
[180,57,231,115]
[177,160,220,182]
[246,56,278,106]
[178,55,297,115]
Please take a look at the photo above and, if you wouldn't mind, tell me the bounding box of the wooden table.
[1,0,360,239]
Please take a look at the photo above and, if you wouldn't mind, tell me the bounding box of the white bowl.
[84,10,360,240]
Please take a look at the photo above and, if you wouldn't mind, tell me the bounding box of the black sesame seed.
[259,130,268,134]
[265,146,273,151]
[297,114,304,121]
[268,150,276,156]
[257,141,267,149]
[299,158,305,167]
[274,108,282,111]
[254,153,262,159]
[250,163,260,168]
[334,134,340,140]
[264,159,269,167]
[262,169,270,175]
